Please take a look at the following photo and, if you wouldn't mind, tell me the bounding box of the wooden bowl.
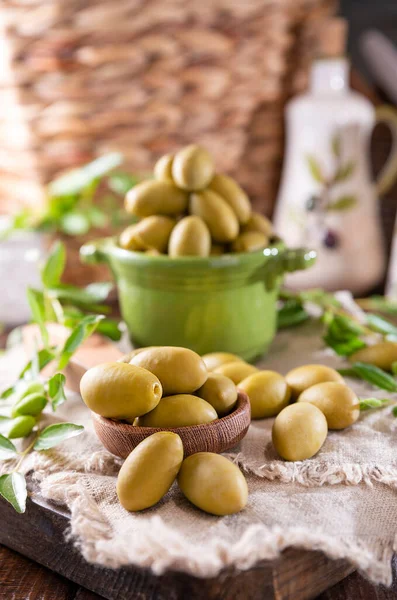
[92,392,251,458]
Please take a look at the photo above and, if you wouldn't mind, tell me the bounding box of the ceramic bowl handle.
[80,239,109,265]
[375,105,397,195]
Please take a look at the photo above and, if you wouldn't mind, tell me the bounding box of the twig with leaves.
[0,246,111,513]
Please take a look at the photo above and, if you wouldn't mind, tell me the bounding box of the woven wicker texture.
[0,0,337,215]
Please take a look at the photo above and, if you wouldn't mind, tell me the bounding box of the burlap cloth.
[0,322,396,585]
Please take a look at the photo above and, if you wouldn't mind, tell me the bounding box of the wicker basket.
[0,0,337,221]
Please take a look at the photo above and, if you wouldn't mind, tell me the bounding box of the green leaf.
[365,314,397,337]
[306,155,324,183]
[0,434,17,460]
[0,386,16,400]
[323,313,366,356]
[331,133,341,158]
[324,336,366,356]
[337,368,359,378]
[48,282,112,306]
[34,423,84,451]
[96,319,122,341]
[361,296,397,316]
[0,472,27,513]
[392,406,397,417]
[26,288,49,347]
[349,362,397,392]
[277,300,309,329]
[334,161,355,182]
[18,348,56,382]
[47,373,67,411]
[391,362,397,375]
[58,315,104,370]
[41,241,66,288]
[108,172,138,195]
[60,211,91,236]
[327,196,357,211]
[49,153,123,197]
[359,397,390,411]
[86,206,108,229]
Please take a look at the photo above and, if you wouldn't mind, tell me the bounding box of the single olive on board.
[154,153,174,182]
[80,362,162,420]
[239,371,291,419]
[272,403,328,461]
[168,216,211,257]
[231,231,269,253]
[136,394,218,428]
[241,212,273,237]
[213,361,258,385]
[285,364,344,400]
[117,432,183,511]
[7,415,36,439]
[178,452,248,516]
[172,145,215,191]
[349,341,397,371]
[297,382,360,430]
[129,346,208,395]
[208,173,251,224]
[201,352,243,372]
[119,216,175,253]
[195,373,238,416]
[125,180,188,218]
[190,189,239,243]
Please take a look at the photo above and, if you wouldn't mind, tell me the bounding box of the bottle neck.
[310,58,350,95]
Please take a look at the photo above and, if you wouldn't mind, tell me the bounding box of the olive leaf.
[323,313,366,356]
[0,434,18,460]
[57,314,104,370]
[48,282,113,306]
[60,212,91,236]
[365,314,397,337]
[26,288,49,347]
[0,472,27,513]
[47,373,67,411]
[359,296,397,315]
[34,423,84,451]
[393,406,397,417]
[18,347,56,383]
[306,155,324,183]
[331,133,341,158]
[277,299,309,329]
[348,362,397,392]
[359,397,390,411]
[41,241,66,288]
[49,152,123,197]
[334,161,355,182]
[326,196,357,211]
[108,172,139,195]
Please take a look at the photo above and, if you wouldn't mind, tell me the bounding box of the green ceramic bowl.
[80,238,315,362]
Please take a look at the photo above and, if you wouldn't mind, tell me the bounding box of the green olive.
[202,352,243,372]
[177,452,248,515]
[285,364,344,400]
[272,403,328,461]
[168,216,211,257]
[117,432,183,511]
[239,371,291,419]
[231,231,269,253]
[125,180,188,217]
[213,361,258,385]
[349,341,397,371]
[119,216,175,253]
[241,212,273,237]
[129,346,208,395]
[80,362,162,420]
[19,381,45,399]
[137,394,218,427]
[195,373,238,416]
[118,347,156,363]
[11,393,47,418]
[297,382,360,430]
[208,173,251,224]
[7,415,36,439]
[154,153,174,182]
[190,190,239,243]
[172,145,214,191]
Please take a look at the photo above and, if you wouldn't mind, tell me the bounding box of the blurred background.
[1,0,397,321]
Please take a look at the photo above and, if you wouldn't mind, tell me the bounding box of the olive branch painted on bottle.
[305,132,357,249]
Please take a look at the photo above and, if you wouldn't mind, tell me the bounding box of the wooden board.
[0,483,354,600]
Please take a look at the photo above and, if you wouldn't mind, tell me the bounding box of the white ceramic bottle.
[273,19,397,294]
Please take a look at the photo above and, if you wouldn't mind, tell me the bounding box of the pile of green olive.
[119,144,274,257]
[117,432,248,515]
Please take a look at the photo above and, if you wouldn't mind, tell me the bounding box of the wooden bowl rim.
[92,390,250,436]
